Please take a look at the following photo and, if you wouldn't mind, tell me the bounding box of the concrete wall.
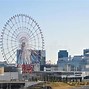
[0,72,18,81]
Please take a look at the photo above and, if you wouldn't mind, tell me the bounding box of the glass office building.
[58,50,68,58]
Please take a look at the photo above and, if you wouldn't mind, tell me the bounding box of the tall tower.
[58,50,68,59]
[83,49,89,57]
[57,50,68,71]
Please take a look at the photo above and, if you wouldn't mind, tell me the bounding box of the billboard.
[17,49,46,65]
[22,64,33,73]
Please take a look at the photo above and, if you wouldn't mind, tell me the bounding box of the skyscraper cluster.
[57,49,89,71]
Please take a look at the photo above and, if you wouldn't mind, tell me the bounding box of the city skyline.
[0,0,89,63]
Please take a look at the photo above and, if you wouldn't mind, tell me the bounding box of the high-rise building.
[83,49,89,57]
[58,50,68,59]
[57,50,68,71]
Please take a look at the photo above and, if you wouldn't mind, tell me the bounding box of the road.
[72,86,89,89]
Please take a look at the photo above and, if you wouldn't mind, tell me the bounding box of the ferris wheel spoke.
[17,15,22,28]
[3,45,18,50]
[12,15,21,29]
[6,22,14,30]
[3,33,16,40]
[26,20,34,34]
[3,27,16,37]
[5,23,19,37]
[26,27,33,36]
[10,27,22,38]
[14,27,30,38]
[29,45,41,50]
[28,43,36,47]
[18,15,20,23]
[28,23,37,34]
[9,18,15,26]
[4,26,20,38]
[13,16,18,25]
[22,14,23,22]
[28,43,42,49]
[27,27,39,39]
[5,46,17,56]
[25,15,30,24]
[26,17,36,28]
[12,28,22,38]
[6,50,17,63]
[14,26,37,42]
[29,32,40,41]
[29,18,33,28]
[28,39,36,43]
[28,44,36,49]
[10,51,17,63]
[25,15,27,25]
[18,14,23,27]
[2,38,17,43]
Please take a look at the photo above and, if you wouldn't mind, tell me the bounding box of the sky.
[0,0,89,64]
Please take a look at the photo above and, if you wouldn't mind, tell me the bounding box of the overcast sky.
[0,0,89,63]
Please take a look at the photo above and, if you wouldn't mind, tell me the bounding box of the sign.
[22,64,33,73]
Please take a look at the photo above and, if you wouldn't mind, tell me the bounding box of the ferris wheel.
[0,14,44,64]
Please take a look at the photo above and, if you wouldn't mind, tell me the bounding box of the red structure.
[22,64,34,73]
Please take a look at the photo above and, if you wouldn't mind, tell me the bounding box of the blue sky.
[0,0,89,63]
